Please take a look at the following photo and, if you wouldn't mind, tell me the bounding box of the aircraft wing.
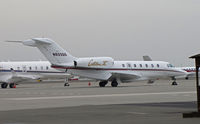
[68,69,112,80]
[7,74,41,83]
[0,70,41,83]
[110,71,141,83]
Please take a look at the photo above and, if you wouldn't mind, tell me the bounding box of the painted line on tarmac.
[2,91,195,101]
[127,112,148,115]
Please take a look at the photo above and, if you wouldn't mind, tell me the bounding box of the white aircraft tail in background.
[8,38,188,87]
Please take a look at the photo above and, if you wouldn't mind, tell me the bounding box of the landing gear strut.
[1,83,8,89]
[111,80,118,87]
[99,81,108,87]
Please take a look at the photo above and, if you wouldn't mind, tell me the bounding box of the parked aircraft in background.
[142,55,197,81]
[8,38,188,87]
[0,61,72,88]
[179,67,196,80]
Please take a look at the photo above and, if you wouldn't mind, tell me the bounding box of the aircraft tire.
[9,83,15,88]
[64,83,70,87]
[1,83,8,88]
[172,81,178,86]
[111,80,118,87]
[99,81,107,87]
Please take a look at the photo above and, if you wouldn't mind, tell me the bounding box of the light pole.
[183,54,200,118]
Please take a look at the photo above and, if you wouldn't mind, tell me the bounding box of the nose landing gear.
[171,77,178,85]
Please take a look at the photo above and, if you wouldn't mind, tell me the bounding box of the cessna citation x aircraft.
[0,61,72,88]
[8,38,188,87]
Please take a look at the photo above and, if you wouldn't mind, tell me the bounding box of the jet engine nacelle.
[75,57,114,68]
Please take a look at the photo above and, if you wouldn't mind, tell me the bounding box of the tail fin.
[143,55,152,61]
[9,38,76,65]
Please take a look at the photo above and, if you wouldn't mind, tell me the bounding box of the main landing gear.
[1,83,16,88]
[99,81,108,87]
[99,80,119,87]
[111,80,118,87]
[1,83,8,88]
[9,83,16,88]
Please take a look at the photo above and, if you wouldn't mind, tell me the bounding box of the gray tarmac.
[0,80,199,124]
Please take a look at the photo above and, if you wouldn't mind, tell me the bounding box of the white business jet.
[142,55,197,80]
[0,61,72,88]
[8,38,187,87]
[179,67,197,80]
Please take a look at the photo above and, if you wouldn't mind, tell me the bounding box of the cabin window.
[145,64,148,68]
[134,64,137,67]
[140,64,142,67]
[157,64,160,68]
[35,66,37,70]
[122,64,125,67]
[46,66,49,70]
[151,64,154,68]
[41,66,43,70]
[29,67,32,70]
[127,63,131,68]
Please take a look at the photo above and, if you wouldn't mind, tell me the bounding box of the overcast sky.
[0,0,200,66]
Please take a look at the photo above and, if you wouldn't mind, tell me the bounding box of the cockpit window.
[167,64,174,68]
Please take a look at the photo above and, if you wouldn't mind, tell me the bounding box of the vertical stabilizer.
[143,55,152,61]
[16,38,76,65]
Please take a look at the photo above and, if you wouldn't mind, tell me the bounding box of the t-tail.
[6,38,77,66]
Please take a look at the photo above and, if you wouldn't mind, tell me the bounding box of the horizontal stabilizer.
[6,38,52,47]
[5,40,23,43]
